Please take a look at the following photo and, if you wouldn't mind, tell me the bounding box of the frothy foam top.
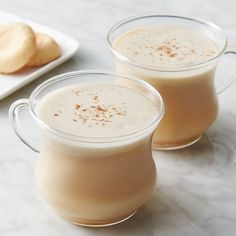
[113,27,219,68]
[36,83,158,138]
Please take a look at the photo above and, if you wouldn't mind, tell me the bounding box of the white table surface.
[1,0,236,235]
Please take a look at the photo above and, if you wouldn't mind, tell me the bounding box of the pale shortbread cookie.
[26,33,61,67]
[0,22,36,73]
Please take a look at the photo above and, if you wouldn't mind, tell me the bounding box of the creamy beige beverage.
[113,27,219,148]
[114,27,218,68]
[36,83,158,137]
[36,83,159,225]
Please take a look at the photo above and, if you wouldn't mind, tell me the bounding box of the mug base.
[152,135,202,150]
[56,210,137,227]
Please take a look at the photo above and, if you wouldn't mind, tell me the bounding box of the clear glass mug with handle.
[9,71,164,227]
[107,14,236,150]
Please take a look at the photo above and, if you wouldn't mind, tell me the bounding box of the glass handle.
[216,45,236,94]
[9,99,40,153]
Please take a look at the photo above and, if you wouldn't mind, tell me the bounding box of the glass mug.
[9,71,164,227]
[107,15,236,150]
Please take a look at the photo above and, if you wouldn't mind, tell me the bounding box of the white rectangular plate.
[0,10,79,100]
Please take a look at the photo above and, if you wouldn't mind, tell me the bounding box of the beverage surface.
[36,83,158,137]
[113,27,219,68]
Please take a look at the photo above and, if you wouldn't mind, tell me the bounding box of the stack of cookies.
[0,22,61,74]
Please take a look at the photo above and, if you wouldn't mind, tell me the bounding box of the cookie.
[0,22,36,73]
[26,32,61,67]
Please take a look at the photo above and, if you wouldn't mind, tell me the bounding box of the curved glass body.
[107,15,229,150]
[9,71,164,226]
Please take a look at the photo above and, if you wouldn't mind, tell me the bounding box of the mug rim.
[107,14,228,72]
[29,70,165,144]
